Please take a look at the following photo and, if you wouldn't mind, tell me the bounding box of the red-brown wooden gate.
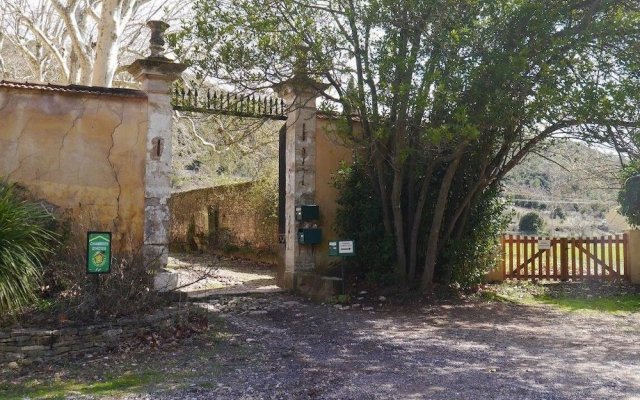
[502,234,629,280]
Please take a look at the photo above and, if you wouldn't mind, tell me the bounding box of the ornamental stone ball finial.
[147,20,170,58]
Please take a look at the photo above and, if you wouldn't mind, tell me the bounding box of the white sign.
[538,239,551,250]
[338,240,355,255]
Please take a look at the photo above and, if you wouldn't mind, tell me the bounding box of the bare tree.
[0,0,190,87]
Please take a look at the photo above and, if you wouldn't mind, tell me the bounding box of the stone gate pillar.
[128,21,186,269]
[275,60,329,290]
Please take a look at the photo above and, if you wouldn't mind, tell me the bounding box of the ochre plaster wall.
[313,117,355,271]
[169,182,278,256]
[0,86,148,252]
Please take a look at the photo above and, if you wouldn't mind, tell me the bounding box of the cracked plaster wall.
[0,88,148,252]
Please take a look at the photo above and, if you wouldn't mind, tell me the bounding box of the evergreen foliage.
[0,182,56,314]
[519,212,545,234]
[333,162,396,285]
[618,166,640,227]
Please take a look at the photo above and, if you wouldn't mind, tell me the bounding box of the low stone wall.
[0,308,187,365]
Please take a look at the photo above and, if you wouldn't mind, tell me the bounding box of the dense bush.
[442,186,510,288]
[0,182,57,314]
[618,166,640,227]
[333,162,396,285]
[334,162,509,290]
[519,212,544,234]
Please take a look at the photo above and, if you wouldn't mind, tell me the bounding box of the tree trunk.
[374,146,393,236]
[391,162,407,278]
[408,162,436,279]
[91,0,123,87]
[421,145,465,290]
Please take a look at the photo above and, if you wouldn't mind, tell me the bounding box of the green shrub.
[551,207,565,220]
[519,211,544,234]
[333,162,396,285]
[0,182,57,314]
[443,186,510,288]
[618,166,640,227]
[333,162,508,289]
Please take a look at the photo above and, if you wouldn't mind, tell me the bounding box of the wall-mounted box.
[298,228,322,245]
[295,205,319,221]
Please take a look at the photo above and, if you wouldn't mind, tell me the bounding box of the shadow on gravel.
[2,293,638,400]
[243,296,640,399]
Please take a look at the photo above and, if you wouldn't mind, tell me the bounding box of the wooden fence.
[502,234,629,281]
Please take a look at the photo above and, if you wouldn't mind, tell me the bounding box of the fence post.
[485,236,505,282]
[625,230,640,284]
[560,238,569,281]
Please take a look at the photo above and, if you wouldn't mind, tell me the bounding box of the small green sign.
[87,232,111,274]
[328,240,356,257]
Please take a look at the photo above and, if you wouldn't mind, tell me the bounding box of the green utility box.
[295,205,319,221]
[298,228,322,245]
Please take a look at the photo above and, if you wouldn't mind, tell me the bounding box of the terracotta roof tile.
[0,80,146,98]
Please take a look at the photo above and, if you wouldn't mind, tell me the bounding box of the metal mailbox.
[295,205,319,221]
[298,228,322,245]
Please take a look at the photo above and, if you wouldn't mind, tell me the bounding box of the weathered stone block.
[153,270,179,292]
[3,352,23,361]
[294,272,342,301]
[0,345,19,352]
[144,244,168,270]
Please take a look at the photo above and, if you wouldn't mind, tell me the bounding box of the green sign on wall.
[87,232,111,274]
[328,240,356,257]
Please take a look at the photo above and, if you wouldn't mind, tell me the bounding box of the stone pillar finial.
[147,20,170,58]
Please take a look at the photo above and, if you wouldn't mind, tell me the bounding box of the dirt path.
[167,253,281,297]
[2,255,639,399]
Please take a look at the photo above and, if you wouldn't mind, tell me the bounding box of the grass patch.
[483,281,640,314]
[0,371,161,400]
[539,294,640,313]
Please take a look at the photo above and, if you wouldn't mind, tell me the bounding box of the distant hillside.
[502,141,629,235]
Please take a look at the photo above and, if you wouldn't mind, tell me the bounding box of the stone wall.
[169,182,278,256]
[0,81,148,252]
[0,308,187,365]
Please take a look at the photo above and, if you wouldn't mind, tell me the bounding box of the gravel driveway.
[3,255,639,400]
[141,293,640,400]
